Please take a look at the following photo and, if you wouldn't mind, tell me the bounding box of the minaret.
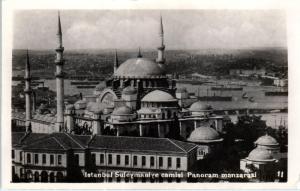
[24,49,32,132]
[156,15,165,66]
[137,47,142,58]
[55,12,65,131]
[113,50,119,73]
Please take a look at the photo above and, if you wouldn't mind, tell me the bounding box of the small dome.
[115,58,165,78]
[74,100,87,110]
[190,101,212,112]
[176,87,187,93]
[247,148,274,162]
[66,104,74,110]
[112,106,133,115]
[187,126,223,143]
[142,90,176,102]
[122,86,137,95]
[255,135,279,146]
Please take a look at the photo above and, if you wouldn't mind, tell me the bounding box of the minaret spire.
[55,11,65,131]
[113,50,119,73]
[24,49,32,133]
[137,47,142,58]
[156,14,165,66]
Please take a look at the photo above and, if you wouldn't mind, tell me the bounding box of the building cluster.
[11,13,284,183]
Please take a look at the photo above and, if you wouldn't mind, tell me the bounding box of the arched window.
[34,171,40,182]
[41,171,48,182]
[56,172,64,182]
[49,172,55,182]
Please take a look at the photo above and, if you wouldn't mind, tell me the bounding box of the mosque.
[14,13,224,142]
[11,13,282,183]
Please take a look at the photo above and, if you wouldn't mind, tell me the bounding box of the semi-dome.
[255,135,279,146]
[247,148,274,162]
[112,106,133,115]
[122,86,137,95]
[114,58,166,78]
[189,101,212,112]
[142,90,176,102]
[187,126,223,143]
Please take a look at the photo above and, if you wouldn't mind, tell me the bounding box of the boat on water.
[76,85,96,89]
[265,91,288,96]
[242,92,249,99]
[211,86,243,91]
[198,96,232,101]
[71,80,100,85]
[248,97,255,102]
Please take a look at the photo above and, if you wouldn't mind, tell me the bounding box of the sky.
[13,10,287,50]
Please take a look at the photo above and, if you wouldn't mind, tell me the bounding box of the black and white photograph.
[3,0,300,188]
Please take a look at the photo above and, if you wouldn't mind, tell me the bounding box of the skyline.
[13,10,287,50]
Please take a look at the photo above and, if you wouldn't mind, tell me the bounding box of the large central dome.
[114,58,166,78]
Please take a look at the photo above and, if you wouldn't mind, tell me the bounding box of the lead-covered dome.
[114,58,166,78]
[247,148,274,162]
[142,90,177,102]
[112,106,133,115]
[189,101,212,112]
[187,126,223,143]
[255,135,279,146]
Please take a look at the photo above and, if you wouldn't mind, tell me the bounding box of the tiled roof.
[12,132,49,147]
[88,135,197,154]
[12,132,26,146]
[19,133,85,151]
[13,133,197,154]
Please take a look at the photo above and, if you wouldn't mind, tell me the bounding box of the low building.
[12,132,198,183]
[240,135,280,182]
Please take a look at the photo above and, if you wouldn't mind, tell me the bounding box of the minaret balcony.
[157,45,165,50]
[55,71,65,78]
[24,89,32,94]
[55,59,65,65]
[24,76,31,81]
[55,46,64,52]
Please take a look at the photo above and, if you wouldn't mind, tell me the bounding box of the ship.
[71,80,100,85]
[76,85,96,89]
[198,96,232,101]
[242,92,249,99]
[265,91,288,96]
[211,86,243,91]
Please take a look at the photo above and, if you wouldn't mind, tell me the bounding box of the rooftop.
[114,58,166,78]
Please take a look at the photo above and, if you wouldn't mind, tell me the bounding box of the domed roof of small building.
[74,100,87,109]
[189,101,212,112]
[112,106,133,115]
[122,86,137,95]
[255,135,279,146]
[187,126,223,143]
[142,90,177,102]
[115,58,165,78]
[247,148,274,162]
[176,87,188,93]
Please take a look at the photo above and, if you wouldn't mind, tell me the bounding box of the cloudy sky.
[13,10,287,50]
